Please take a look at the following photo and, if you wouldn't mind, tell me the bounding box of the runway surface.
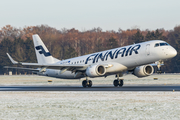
[0,85,180,91]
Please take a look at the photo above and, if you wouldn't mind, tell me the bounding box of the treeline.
[0,25,180,74]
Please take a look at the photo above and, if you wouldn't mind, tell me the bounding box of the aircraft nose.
[169,48,177,58]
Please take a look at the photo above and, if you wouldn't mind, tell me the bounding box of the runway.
[0,85,180,91]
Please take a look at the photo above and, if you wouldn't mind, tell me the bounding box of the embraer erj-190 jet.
[6,34,177,87]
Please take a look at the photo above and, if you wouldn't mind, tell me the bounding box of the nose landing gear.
[156,60,163,74]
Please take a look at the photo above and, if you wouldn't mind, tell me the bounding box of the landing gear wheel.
[82,80,87,88]
[119,79,124,87]
[113,79,124,87]
[157,70,162,74]
[114,73,124,87]
[113,79,119,87]
[82,80,92,87]
[87,80,92,87]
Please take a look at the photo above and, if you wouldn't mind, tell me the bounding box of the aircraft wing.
[4,66,39,71]
[7,53,19,64]
[7,53,87,71]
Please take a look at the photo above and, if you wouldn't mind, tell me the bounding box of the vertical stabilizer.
[33,34,55,64]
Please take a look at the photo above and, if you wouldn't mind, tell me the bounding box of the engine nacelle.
[133,65,154,77]
[86,64,106,77]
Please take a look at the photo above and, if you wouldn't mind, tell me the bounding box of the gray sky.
[0,0,180,31]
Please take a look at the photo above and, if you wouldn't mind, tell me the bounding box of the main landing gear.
[82,74,124,88]
[82,78,92,88]
[113,74,124,87]
[113,79,124,87]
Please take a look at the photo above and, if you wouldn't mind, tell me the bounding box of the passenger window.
[154,43,159,47]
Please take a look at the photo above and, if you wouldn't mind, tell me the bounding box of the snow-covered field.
[1,73,180,86]
[0,92,180,120]
[0,74,180,120]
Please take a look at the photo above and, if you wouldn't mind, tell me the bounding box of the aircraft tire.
[88,80,92,87]
[119,79,124,87]
[113,79,119,87]
[82,80,87,88]
[157,70,162,74]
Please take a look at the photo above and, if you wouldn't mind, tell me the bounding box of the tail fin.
[32,34,59,64]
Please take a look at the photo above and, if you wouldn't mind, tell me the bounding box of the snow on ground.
[0,74,180,120]
[1,73,180,86]
[0,92,180,120]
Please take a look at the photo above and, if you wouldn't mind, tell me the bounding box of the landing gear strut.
[113,73,124,87]
[156,60,163,74]
[82,79,92,88]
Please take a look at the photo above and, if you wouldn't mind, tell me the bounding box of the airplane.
[5,34,177,87]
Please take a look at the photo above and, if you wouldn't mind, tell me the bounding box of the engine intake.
[86,65,106,77]
[133,65,154,77]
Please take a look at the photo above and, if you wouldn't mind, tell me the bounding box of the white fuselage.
[39,40,177,79]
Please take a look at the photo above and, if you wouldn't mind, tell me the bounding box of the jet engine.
[133,65,154,77]
[86,64,106,77]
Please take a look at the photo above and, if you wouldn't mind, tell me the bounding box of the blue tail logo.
[35,45,51,57]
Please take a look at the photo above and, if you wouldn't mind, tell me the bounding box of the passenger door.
[146,44,150,56]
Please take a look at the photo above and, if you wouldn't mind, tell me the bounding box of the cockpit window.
[154,43,159,47]
[160,43,169,46]
[155,42,169,47]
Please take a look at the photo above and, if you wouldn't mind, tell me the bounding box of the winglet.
[6,53,19,64]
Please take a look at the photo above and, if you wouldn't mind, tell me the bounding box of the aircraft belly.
[58,71,75,79]
[44,69,84,79]
[58,71,84,79]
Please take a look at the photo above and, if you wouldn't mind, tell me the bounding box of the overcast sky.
[0,0,180,31]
